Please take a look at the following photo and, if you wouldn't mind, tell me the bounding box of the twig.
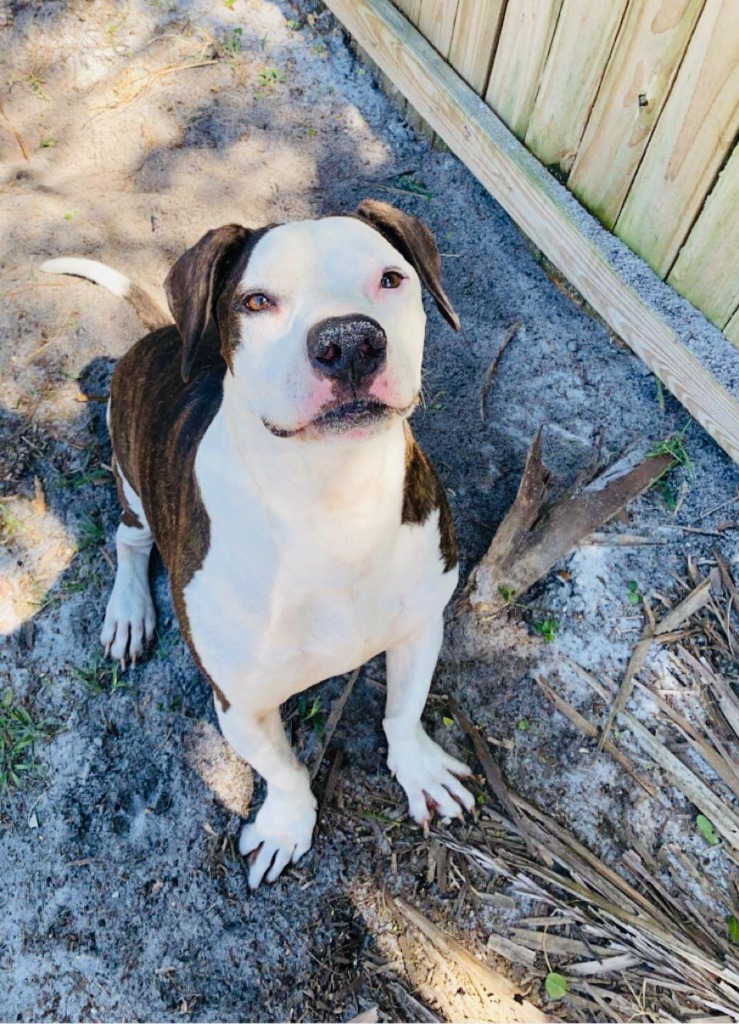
[535,677,662,801]
[309,667,360,781]
[598,577,712,749]
[446,695,547,863]
[479,321,520,424]
[0,99,30,161]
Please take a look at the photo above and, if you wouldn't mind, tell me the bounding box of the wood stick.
[535,677,662,801]
[479,321,520,423]
[461,434,672,618]
[599,577,712,747]
[309,667,360,781]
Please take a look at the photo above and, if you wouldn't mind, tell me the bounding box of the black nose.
[307,315,387,384]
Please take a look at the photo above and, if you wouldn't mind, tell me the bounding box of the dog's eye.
[243,293,272,312]
[380,270,404,289]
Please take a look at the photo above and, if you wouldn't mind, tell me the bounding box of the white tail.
[40,257,169,332]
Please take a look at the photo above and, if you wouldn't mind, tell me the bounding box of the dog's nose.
[307,315,387,384]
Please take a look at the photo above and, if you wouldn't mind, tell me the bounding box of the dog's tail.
[40,257,170,333]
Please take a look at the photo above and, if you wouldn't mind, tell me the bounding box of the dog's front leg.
[384,617,475,823]
[216,704,317,889]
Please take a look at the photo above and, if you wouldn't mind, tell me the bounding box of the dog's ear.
[355,200,460,331]
[165,224,252,382]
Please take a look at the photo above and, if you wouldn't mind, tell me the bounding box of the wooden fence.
[391,0,739,347]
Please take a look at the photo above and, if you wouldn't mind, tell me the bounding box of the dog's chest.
[182,425,456,709]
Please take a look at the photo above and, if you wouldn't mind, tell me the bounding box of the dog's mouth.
[263,398,414,439]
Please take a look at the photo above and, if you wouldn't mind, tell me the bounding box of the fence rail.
[392,0,739,347]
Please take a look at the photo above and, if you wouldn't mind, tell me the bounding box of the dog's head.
[164,201,459,440]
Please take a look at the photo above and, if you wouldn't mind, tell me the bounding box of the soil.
[1,1,737,1021]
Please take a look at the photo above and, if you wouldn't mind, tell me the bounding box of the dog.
[41,200,474,888]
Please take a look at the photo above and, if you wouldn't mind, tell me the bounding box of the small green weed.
[655,377,665,413]
[286,18,300,30]
[626,580,640,606]
[498,584,515,604]
[380,171,433,199]
[223,0,237,7]
[257,67,285,88]
[0,690,51,790]
[0,502,23,541]
[533,618,559,643]
[516,717,531,731]
[222,27,243,56]
[78,512,104,551]
[297,694,324,740]
[260,32,268,51]
[648,422,694,479]
[27,72,47,99]
[656,479,678,512]
[727,914,739,945]
[39,134,56,149]
[73,657,129,696]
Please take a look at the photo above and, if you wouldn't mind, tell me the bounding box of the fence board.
[569,0,705,230]
[668,143,739,328]
[484,0,562,139]
[616,0,739,277]
[524,0,629,172]
[448,0,506,94]
[417,0,459,58]
[323,0,739,464]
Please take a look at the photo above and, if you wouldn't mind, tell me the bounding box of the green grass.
[73,657,129,696]
[257,67,285,88]
[533,618,560,643]
[648,422,694,479]
[0,502,23,541]
[297,694,324,740]
[77,512,104,551]
[222,27,243,56]
[0,690,52,791]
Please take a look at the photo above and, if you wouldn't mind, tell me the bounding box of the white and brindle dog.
[42,201,474,888]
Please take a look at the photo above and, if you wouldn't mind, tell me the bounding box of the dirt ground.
[1,1,738,1021]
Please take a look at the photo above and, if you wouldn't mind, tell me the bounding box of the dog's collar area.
[262,397,413,439]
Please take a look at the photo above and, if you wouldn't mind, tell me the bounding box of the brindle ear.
[164,224,252,382]
[355,199,460,331]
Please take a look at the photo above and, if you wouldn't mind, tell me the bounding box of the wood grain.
[668,141,739,328]
[448,0,506,94]
[616,0,739,276]
[484,0,562,139]
[523,0,629,171]
[323,0,739,464]
[417,0,459,58]
[569,0,705,229]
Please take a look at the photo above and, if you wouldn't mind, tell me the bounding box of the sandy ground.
[1,1,738,1021]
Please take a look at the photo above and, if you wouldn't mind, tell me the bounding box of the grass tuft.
[0,690,51,790]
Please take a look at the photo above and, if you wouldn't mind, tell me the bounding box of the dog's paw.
[239,786,317,889]
[100,577,156,666]
[386,722,474,824]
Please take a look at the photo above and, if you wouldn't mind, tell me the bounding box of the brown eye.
[381,270,404,289]
[244,293,272,312]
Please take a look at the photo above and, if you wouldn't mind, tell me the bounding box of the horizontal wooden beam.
[324,0,739,464]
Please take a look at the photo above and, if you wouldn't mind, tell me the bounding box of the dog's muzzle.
[307,314,387,385]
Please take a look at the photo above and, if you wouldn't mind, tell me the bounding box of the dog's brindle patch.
[402,422,458,573]
[110,324,232,710]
